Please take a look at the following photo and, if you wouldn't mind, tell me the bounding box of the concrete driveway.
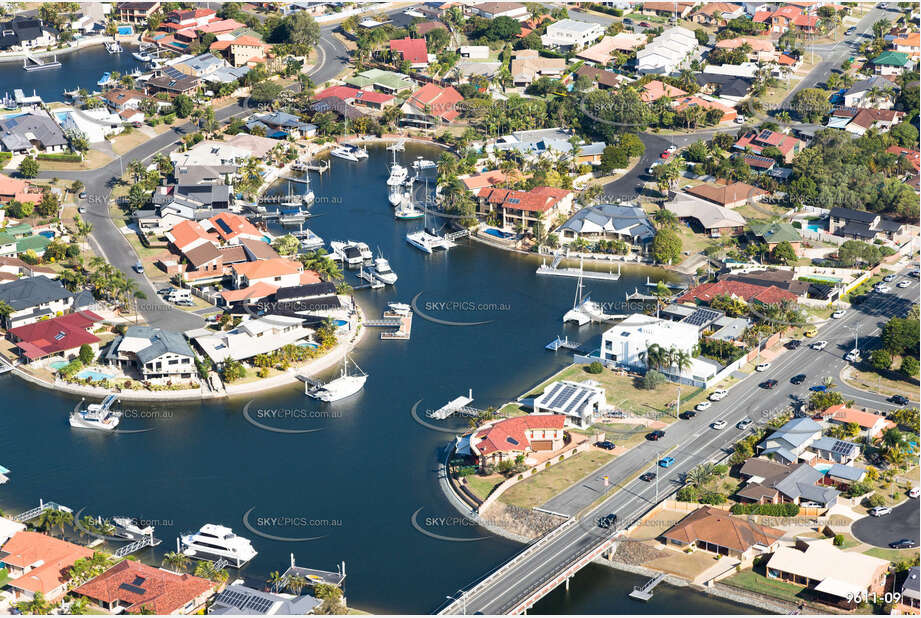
[851,499,920,548]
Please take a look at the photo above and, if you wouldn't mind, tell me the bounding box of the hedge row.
[730,502,800,517]
[37,152,82,162]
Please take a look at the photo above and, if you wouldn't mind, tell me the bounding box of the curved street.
[852,499,920,548]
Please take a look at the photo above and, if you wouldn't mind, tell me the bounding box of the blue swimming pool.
[76,369,114,382]
[38,230,54,239]
[484,228,514,239]
[117,26,134,35]
[298,342,319,349]
[807,223,825,233]
[49,360,68,370]
[813,463,833,473]
[333,319,348,327]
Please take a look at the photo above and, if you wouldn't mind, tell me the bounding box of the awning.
[814,577,863,600]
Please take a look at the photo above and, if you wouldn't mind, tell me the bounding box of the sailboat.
[405,181,454,252]
[306,355,367,402]
[394,188,424,220]
[562,258,603,326]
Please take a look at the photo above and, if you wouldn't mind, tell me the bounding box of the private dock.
[644,277,684,290]
[355,268,385,289]
[23,53,60,71]
[537,257,621,281]
[546,335,580,351]
[629,573,667,601]
[364,306,412,340]
[429,389,478,419]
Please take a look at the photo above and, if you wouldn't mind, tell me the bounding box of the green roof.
[2,222,32,238]
[871,51,910,67]
[346,69,414,92]
[16,234,50,254]
[0,232,16,246]
[749,222,801,244]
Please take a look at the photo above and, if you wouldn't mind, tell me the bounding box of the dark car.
[760,379,778,389]
[595,440,616,450]
[809,384,827,392]
[597,513,618,529]
[889,539,918,549]
[640,472,656,482]
[681,410,697,420]
[846,26,857,35]
[623,17,634,25]
[785,339,802,350]
[791,374,807,385]
[889,394,910,405]
[78,191,87,199]
[639,21,651,28]
[647,429,665,441]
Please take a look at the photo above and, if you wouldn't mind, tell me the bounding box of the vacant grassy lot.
[499,451,615,509]
[842,365,919,400]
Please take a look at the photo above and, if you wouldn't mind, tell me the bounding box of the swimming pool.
[38,231,54,239]
[804,274,843,283]
[813,463,833,473]
[806,223,825,233]
[117,26,134,35]
[333,319,348,327]
[49,360,68,370]
[76,369,114,382]
[484,228,514,239]
[298,342,320,349]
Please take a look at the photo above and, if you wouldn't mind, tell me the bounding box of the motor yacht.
[373,256,398,284]
[70,394,120,431]
[180,524,258,568]
[112,516,155,540]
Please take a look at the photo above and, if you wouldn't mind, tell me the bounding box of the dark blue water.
[0,44,146,102]
[0,143,754,614]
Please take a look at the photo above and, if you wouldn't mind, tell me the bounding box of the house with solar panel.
[209,584,321,615]
[533,379,605,428]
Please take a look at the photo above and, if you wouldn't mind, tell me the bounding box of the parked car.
[876,284,891,294]
[78,191,87,199]
[77,207,86,214]
[832,309,846,319]
[595,440,616,450]
[790,374,807,385]
[623,17,634,25]
[695,401,712,411]
[666,145,677,154]
[647,430,665,441]
[639,21,651,28]
[709,389,728,401]
[811,340,828,351]
[898,280,911,288]
[175,299,194,307]
[889,394,910,405]
[597,513,618,529]
[756,362,771,372]
[845,349,861,362]
[785,339,802,350]
[734,115,746,124]
[133,261,144,274]
[737,417,753,430]
[658,456,676,468]
[889,539,918,549]
[660,150,670,159]
[869,506,892,517]
[681,410,697,420]
[712,420,727,430]
[845,26,857,35]
[910,270,920,278]
[909,487,920,498]
[804,326,818,338]
[639,472,656,482]
[883,274,896,282]
[760,379,778,389]
[809,384,828,392]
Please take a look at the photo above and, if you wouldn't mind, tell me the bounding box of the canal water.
[0,143,755,614]
[0,44,146,102]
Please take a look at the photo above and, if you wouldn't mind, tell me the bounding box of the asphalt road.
[454,265,919,614]
[39,26,349,330]
[851,499,920,548]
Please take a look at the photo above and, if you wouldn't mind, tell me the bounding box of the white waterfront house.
[533,379,606,428]
[600,314,699,371]
[636,27,698,75]
[540,19,605,51]
[192,315,312,363]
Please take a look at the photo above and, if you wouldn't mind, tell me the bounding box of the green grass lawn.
[0,567,8,588]
[499,451,615,508]
[863,547,921,563]
[464,474,504,501]
[724,569,810,604]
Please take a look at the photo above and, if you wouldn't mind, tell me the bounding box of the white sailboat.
[562,259,603,326]
[306,355,367,402]
[70,394,121,431]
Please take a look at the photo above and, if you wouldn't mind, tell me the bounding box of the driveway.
[851,499,920,548]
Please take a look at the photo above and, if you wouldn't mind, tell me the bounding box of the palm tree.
[686,463,717,488]
[17,592,51,615]
[654,208,677,229]
[645,344,666,370]
[287,574,308,596]
[128,159,145,183]
[822,376,836,390]
[267,570,286,593]
[162,551,190,573]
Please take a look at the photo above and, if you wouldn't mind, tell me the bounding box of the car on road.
[898,280,911,288]
[681,410,697,420]
[845,349,861,362]
[595,440,616,450]
[809,384,828,392]
[845,26,857,35]
[660,150,671,159]
[658,456,676,468]
[869,506,892,517]
[760,379,778,389]
[639,21,651,28]
[623,17,634,25]
[597,513,618,529]
[639,472,657,482]
[755,362,771,372]
[737,417,753,430]
[790,374,807,385]
[647,161,662,174]
[832,309,846,319]
[811,340,828,351]
[889,539,918,549]
[804,326,818,338]
[883,274,896,282]
[910,487,920,498]
[175,299,194,307]
[133,261,144,274]
[78,191,87,199]
[709,389,728,401]
[77,207,86,214]
[647,429,665,441]
[712,420,727,430]
[889,394,910,405]
[695,401,711,411]
[734,115,746,124]
[785,339,802,350]
[666,145,677,154]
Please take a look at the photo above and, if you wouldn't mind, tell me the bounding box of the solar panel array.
[830,440,854,455]
[564,391,590,415]
[118,582,147,596]
[549,384,577,409]
[540,383,564,405]
[683,308,721,327]
[216,218,233,234]
[215,589,276,614]
[163,66,185,80]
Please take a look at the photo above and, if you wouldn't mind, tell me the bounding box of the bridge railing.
[437,518,577,615]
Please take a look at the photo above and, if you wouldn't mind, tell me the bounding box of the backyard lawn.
[499,451,615,509]
[464,474,505,502]
[724,569,810,605]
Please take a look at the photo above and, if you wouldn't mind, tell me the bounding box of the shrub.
[699,492,727,505]
[730,503,800,517]
[36,152,82,162]
[643,369,666,390]
[833,534,845,546]
[586,361,604,374]
[863,494,886,508]
[676,486,699,502]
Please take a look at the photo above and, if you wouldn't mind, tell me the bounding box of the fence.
[801,229,846,246]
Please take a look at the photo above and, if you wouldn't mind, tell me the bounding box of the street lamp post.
[447,591,466,615]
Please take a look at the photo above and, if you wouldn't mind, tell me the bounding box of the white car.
[898,280,911,288]
[831,310,846,319]
[909,487,920,498]
[845,349,861,362]
[712,420,727,430]
[666,145,677,153]
[696,401,712,411]
[811,340,828,351]
[709,389,728,401]
[755,362,771,372]
[876,284,891,293]
[883,274,896,282]
[869,506,892,517]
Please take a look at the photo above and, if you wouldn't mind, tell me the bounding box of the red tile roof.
[821,404,895,431]
[677,280,798,305]
[209,212,262,243]
[313,85,360,102]
[0,173,43,204]
[220,281,278,303]
[685,181,766,206]
[353,90,395,105]
[8,311,103,360]
[2,531,94,599]
[887,145,920,171]
[735,130,802,156]
[640,80,687,103]
[473,415,566,456]
[74,560,214,615]
[477,186,572,213]
[231,257,302,280]
[389,36,428,65]
[168,220,217,251]
[792,13,819,28]
[406,83,463,122]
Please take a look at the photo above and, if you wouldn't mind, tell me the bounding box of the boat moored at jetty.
[181,523,258,568]
[306,356,367,402]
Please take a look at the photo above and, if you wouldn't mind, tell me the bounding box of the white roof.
[194,315,311,362]
[666,193,746,229]
[546,18,603,34]
[703,62,759,78]
[0,516,25,543]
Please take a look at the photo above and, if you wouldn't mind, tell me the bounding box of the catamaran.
[373,255,398,284]
[562,259,604,326]
[181,523,258,568]
[306,355,367,402]
[386,148,408,186]
[330,145,360,161]
[70,394,121,431]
